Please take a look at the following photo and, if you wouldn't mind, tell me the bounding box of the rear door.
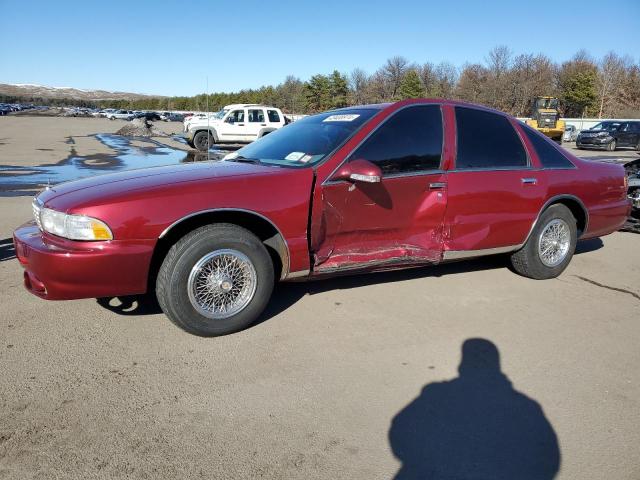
[444,106,544,254]
[313,105,448,272]
[246,108,267,140]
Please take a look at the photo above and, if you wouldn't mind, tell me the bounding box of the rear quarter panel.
[548,157,629,238]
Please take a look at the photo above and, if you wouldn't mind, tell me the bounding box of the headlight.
[33,199,112,241]
[597,132,610,137]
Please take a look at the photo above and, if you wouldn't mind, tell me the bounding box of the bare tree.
[382,56,411,99]
[597,52,628,118]
[349,68,370,105]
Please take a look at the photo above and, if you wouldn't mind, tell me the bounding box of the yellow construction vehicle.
[525,97,565,144]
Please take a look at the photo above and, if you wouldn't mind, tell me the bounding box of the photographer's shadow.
[389,338,560,480]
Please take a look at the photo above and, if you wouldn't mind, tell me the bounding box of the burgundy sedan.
[13,100,630,336]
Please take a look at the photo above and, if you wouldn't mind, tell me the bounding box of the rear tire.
[193,131,214,151]
[510,204,577,280]
[156,224,274,336]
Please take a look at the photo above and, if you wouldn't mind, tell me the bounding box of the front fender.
[190,126,219,142]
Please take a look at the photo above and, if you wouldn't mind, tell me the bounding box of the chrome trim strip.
[323,169,445,185]
[442,244,522,261]
[158,208,291,280]
[447,166,533,173]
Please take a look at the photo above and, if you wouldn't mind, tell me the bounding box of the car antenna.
[206,76,210,163]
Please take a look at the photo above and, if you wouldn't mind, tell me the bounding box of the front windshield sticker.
[323,114,360,122]
[285,151,306,161]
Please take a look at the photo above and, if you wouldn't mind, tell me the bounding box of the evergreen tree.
[329,70,349,108]
[398,69,425,99]
[305,74,332,112]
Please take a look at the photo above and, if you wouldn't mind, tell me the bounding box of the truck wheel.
[510,204,577,280]
[607,139,616,151]
[193,131,213,151]
[156,224,274,336]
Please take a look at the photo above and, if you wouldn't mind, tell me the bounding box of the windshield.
[592,122,621,131]
[536,98,558,109]
[213,109,228,120]
[229,108,379,167]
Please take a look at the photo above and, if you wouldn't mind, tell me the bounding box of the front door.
[617,122,639,147]
[312,105,448,273]
[217,109,246,142]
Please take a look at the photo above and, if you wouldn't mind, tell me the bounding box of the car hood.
[581,129,612,134]
[37,160,290,209]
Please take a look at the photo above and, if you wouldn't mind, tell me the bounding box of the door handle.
[429,182,447,190]
[260,123,267,126]
[237,123,245,126]
[521,177,537,185]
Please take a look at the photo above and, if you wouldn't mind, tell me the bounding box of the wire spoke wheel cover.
[537,218,571,267]
[187,249,257,319]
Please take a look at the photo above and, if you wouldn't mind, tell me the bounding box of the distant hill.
[0,83,164,101]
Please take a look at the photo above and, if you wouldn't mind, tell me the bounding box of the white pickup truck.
[184,104,287,151]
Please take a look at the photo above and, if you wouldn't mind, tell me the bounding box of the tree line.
[6,47,639,118]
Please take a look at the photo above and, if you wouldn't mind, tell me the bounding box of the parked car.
[133,111,162,121]
[160,112,184,122]
[576,120,640,151]
[107,110,134,120]
[562,124,578,142]
[13,100,630,336]
[184,104,286,151]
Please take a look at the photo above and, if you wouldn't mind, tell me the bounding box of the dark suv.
[576,121,640,151]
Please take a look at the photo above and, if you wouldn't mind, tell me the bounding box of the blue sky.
[1,0,638,96]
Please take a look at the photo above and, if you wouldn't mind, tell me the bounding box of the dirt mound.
[115,117,167,137]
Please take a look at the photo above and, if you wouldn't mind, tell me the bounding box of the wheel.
[109,116,115,120]
[156,224,274,336]
[193,131,214,151]
[510,204,577,280]
[636,140,640,152]
[607,139,616,151]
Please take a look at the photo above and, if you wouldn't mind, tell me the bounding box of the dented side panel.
[312,173,448,273]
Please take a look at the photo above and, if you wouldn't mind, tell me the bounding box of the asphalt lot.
[1,117,639,479]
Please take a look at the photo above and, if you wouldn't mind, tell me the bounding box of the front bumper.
[13,222,156,300]
[576,137,612,149]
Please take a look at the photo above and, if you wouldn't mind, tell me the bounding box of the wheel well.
[548,198,587,237]
[193,128,217,142]
[147,211,288,293]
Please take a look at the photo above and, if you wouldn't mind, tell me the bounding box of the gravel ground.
[0,119,639,479]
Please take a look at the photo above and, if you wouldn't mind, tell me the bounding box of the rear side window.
[455,107,527,169]
[350,105,443,175]
[522,126,575,169]
[268,109,281,123]
[248,109,265,123]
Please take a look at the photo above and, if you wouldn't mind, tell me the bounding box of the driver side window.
[226,110,245,123]
[349,105,443,176]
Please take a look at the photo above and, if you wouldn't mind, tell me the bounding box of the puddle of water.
[0,134,234,196]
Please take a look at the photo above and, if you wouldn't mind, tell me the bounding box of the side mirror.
[226,117,235,124]
[331,159,382,184]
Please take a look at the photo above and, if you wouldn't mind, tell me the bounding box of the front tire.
[607,139,616,151]
[510,204,577,280]
[193,131,214,151]
[156,224,274,336]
